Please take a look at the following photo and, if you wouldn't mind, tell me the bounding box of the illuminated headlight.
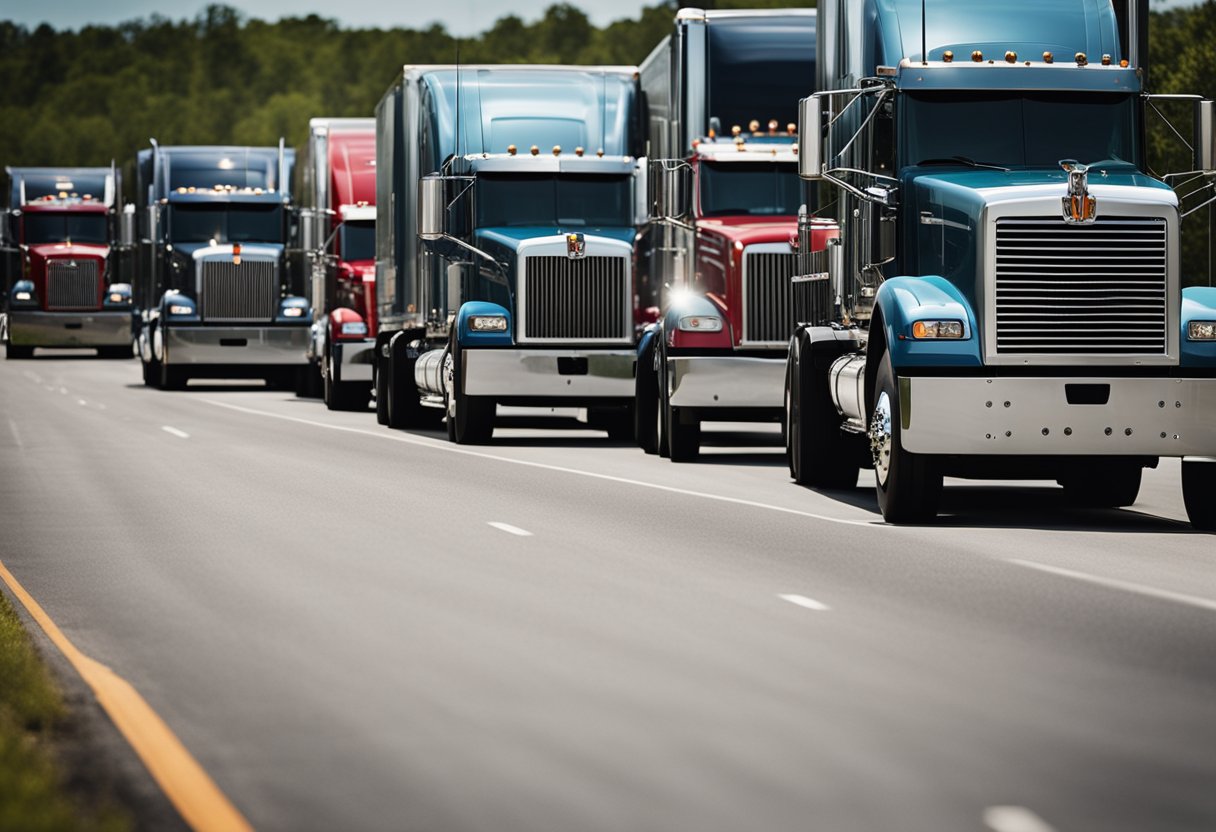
[168,304,194,316]
[14,291,32,301]
[281,306,306,318]
[469,315,508,332]
[340,321,368,336]
[911,320,964,339]
[1187,320,1216,341]
[678,315,723,332]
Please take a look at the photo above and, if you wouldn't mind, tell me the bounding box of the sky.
[1,0,656,36]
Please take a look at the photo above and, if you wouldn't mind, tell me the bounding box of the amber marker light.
[1120,59,1129,68]
[232,243,241,266]
[530,145,539,156]
[1101,54,1112,66]
[507,144,517,156]
[1043,52,1054,63]
[575,146,585,157]
[943,50,954,63]
[1076,52,1088,66]
[552,145,561,156]
[1005,51,1017,63]
[971,50,983,62]
[731,124,742,137]
[787,123,797,136]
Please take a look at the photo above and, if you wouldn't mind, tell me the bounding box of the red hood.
[695,216,797,247]
[339,258,376,278]
[28,242,110,261]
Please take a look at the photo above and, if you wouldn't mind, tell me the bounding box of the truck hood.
[28,242,109,262]
[475,226,637,251]
[695,216,798,247]
[183,242,285,260]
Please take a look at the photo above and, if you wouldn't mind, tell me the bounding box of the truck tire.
[160,362,188,391]
[786,331,860,489]
[297,360,323,398]
[5,343,33,360]
[374,362,390,425]
[590,406,634,442]
[324,363,370,412]
[871,349,941,523]
[446,337,494,444]
[1059,463,1143,508]
[655,344,671,458]
[1182,459,1216,531]
[635,335,660,453]
[385,335,427,428]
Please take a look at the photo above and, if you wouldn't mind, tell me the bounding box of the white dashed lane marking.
[488,522,534,537]
[778,594,831,612]
[161,426,190,440]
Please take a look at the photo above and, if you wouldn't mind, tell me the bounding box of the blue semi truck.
[134,143,310,390]
[785,0,1216,528]
[373,65,646,443]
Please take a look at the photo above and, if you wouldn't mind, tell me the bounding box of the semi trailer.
[786,0,1216,529]
[374,65,646,443]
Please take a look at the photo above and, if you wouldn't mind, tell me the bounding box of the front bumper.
[669,355,786,409]
[164,325,309,366]
[901,376,1216,457]
[333,339,375,383]
[463,348,635,399]
[6,310,132,348]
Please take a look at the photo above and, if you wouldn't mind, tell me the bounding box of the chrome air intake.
[46,260,100,310]
[200,259,278,322]
[742,244,798,345]
[519,255,630,342]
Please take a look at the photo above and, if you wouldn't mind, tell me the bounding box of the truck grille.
[792,246,832,328]
[994,217,1168,354]
[200,260,278,322]
[46,260,100,310]
[743,249,798,343]
[521,256,628,341]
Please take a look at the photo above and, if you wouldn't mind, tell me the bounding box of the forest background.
[1,0,1214,282]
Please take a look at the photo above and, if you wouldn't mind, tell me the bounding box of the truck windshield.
[23,212,108,244]
[477,174,633,228]
[902,91,1139,169]
[699,162,801,217]
[168,205,285,244]
[340,221,374,261]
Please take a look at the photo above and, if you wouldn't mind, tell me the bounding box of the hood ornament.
[565,232,586,259]
[1060,160,1097,224]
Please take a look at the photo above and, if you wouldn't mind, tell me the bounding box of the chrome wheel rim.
[870,390,893,487]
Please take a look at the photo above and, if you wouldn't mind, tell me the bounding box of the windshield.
[477,174,633,228]
[168,205,285,244]
[699,162,801,217]
[23,212,108,245]
[902,92,1139,170]
[340,221,375,261]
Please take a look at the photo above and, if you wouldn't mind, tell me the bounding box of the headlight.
[15,291,32,301]
[281,306,306,318]
[340,321,368,336]
[1188,320,1216,341]
[911,320,965,339]
[469,315,508,332]
[678,315,723,332]
[109,292,126,303]
[168,304,194,316]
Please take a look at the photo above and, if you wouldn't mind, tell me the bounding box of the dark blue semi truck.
[785,0,1216,528]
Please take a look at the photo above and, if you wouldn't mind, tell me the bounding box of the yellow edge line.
[0,559,252,832]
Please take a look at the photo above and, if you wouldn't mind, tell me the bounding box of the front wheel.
[325,363,370,412]
[446,339,495,444]
[786,331,859,489]
[635,336,660,454]
[871,350,941,523]
[1182,460,1216,531]
[160,362,188,391]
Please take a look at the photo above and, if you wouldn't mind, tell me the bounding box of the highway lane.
[1,353,1214,832]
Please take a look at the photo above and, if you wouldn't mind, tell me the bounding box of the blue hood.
[475,226,637,252]
[171,241,286,258]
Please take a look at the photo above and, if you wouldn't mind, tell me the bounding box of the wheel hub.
[870,390,893,486]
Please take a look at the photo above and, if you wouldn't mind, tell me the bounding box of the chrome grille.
[792,247,831,327]
[46,260,100,310]
[744,249,798,343]
[994,217,1168,355]
[200,260,278,322]
[522,256,628,341]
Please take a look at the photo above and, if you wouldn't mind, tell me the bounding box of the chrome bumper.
[6,310,132,348]
[669,355,786,408]
[333,340,375,383]
[463,348,635,398]
[164,326,309,366]
[901,376,1216,457]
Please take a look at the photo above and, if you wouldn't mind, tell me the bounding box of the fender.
[455,301,513,347]
[1181,286,1216,368]
[873,276,982,370]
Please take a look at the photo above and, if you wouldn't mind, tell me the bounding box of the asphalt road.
[2,352,1214,832]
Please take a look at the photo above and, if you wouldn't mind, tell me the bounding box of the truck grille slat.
[522,256,628,342]
[46,260,100,310]
[994,217,1167,355]
[200,260,278,322]
[744,249,799,344]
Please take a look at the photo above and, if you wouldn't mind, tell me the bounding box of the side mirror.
[798,95,825,180]
[120,204,136,247]
[1195,100,1216,173]
[649,160,692,222]
[418,175,446,241]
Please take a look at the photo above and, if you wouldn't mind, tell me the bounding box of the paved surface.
[1,352,1214,832]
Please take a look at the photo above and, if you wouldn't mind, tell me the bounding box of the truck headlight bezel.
[911,319,965,339]
[468,314,509,332]
[1187,320,1216,341]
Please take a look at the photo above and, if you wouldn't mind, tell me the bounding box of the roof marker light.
[507,144,517,156]
[1043,51,1054,63]
[767,119,779,135]
[1120,59,1129,68]
[1101,54,1112,66]
[552,145,561,156]
[575,146,584,157]
[943,50,954,63]
[731,124,742,137]
[530,145,539,156]
[1076,52,1088,66]
[787,123,797,136]
[971,51,983,62]
[233,243,241,266]
[596,148,604,158]
[749,119,761,135]
[1005,51,1017,63]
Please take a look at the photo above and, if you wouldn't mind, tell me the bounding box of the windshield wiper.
[916,156,1010,172]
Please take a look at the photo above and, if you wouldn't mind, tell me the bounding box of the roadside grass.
[0,590,130,832]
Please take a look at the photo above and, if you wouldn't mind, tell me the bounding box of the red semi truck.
[1,166,133,359]
[635,8,836,460]
[298,118,378,410]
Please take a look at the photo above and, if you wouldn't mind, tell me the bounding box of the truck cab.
[787,0,1216,529]
[375,66,646,443]
[636,8,837,461]
[297,118,378,410]
[134,144,310,390]
[1,166,133,359]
